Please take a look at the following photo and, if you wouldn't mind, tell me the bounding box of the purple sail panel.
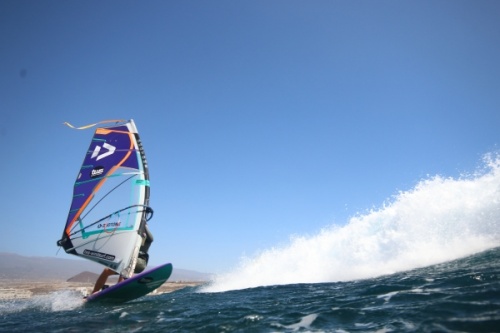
[65,124,140,233]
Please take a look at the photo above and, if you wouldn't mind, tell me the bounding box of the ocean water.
[1,154,499,332]
[0,248,499,332]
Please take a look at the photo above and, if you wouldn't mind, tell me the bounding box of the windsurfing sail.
[57,119,152,278]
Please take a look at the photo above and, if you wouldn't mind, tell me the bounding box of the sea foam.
[203,153,500,292]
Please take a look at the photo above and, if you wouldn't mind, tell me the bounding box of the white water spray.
[203,153,500,292]
[0,290,84,315]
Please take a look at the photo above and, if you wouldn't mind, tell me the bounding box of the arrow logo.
[91,143,116,161]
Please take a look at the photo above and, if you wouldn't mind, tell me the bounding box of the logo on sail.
[83,249,115,261]
[91,143,116,161]
[90,166,105,178]
[98,221,121,228]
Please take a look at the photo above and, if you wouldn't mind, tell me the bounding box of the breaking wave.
[204,153,500,292]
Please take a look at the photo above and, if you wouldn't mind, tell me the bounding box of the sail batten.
[58,119,151,277]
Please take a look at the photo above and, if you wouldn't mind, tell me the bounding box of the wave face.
[204,153,500,292]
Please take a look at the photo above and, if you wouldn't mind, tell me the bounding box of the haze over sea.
[1,154,499,332]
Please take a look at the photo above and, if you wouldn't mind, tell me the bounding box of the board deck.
[86,263,173,303]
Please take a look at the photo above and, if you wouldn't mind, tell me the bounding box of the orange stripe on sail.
[65,130,136,236]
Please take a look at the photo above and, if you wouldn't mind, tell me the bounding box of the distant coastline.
[0,279,204,300]
[0,252,211,299]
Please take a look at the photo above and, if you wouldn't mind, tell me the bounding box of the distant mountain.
[170,268,213,282]
[0,252,212,282]
[0,252,103,280]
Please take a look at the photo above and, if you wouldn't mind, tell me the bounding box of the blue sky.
[1,1,499,274]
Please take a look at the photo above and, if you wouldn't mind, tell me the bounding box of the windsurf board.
[86,262,173,303]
